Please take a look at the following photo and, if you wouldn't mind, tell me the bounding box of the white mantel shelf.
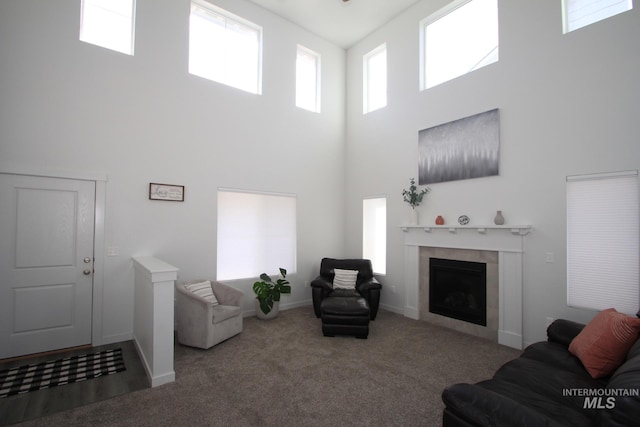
[400,225,532,236]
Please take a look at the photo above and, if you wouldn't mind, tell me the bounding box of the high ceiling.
[247,0,424,48]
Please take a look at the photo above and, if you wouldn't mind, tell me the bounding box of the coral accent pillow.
[569,308,640,379]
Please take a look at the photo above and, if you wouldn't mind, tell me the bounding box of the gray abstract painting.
[418,109,500,185]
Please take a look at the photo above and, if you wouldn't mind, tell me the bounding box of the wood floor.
[0,340,149,425]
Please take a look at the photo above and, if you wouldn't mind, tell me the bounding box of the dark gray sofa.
[442,317,640,427]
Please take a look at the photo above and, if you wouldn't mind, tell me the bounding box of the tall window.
[363,44,387,114]
[79,0,135,55]
[421,0,498,90]
[296,45,321,113]
[217,189,296,281]
[363,197,387,274]
[567,171,639,314]
[189,1,262,94]
[562,0,633,33]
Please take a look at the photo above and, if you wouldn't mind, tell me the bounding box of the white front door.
[0,174,95,359]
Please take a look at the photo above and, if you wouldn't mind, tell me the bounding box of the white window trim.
[567,169,638,182]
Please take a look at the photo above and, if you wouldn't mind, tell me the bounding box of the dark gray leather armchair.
[310,258,382,320]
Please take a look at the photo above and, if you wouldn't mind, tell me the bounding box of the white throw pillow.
[333,269,358,290]
[185,280,219,305]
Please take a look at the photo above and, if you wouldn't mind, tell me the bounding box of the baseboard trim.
[379,303,404,316]
[498,330,523,350]
[244,300,313,318]
[101,332,133,346]
[133,334,175,388]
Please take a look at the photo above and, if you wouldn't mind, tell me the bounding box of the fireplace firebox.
[429,258,487,326]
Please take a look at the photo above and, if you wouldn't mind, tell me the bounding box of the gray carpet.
[15,307,521,426]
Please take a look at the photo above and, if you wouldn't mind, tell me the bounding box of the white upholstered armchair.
[175,280,244,349]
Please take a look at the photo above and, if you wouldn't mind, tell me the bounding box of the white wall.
[0,0,346,344]
[2,0,638,349]
[345,0,640,345]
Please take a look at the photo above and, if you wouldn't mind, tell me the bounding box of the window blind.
[566,170,639,314]
[217,189,296,281]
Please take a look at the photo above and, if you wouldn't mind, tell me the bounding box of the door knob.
[83,269,92,275]
[84,257,92,263]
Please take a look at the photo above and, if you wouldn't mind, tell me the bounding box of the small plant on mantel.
[402,178,430,209]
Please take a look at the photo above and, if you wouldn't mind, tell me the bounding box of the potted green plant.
[253,268,291,320]
[402,178,430,224]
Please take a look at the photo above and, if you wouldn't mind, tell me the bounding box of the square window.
[421,0,498,90]
[562,0,633,33]
[79,0,135,55]
[189,1,262,94]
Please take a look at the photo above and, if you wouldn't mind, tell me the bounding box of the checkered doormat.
[0,348,126,398]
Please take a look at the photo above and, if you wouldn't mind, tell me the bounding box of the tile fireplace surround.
[402,225,531,350]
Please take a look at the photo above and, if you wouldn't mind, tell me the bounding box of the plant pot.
[255,299,280,320]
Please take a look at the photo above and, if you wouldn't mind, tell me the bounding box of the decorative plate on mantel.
[458,215,470,225]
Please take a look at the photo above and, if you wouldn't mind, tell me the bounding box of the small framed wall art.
[149,183,185,202]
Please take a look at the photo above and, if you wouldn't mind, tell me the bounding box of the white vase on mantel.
[408,208,419,225]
